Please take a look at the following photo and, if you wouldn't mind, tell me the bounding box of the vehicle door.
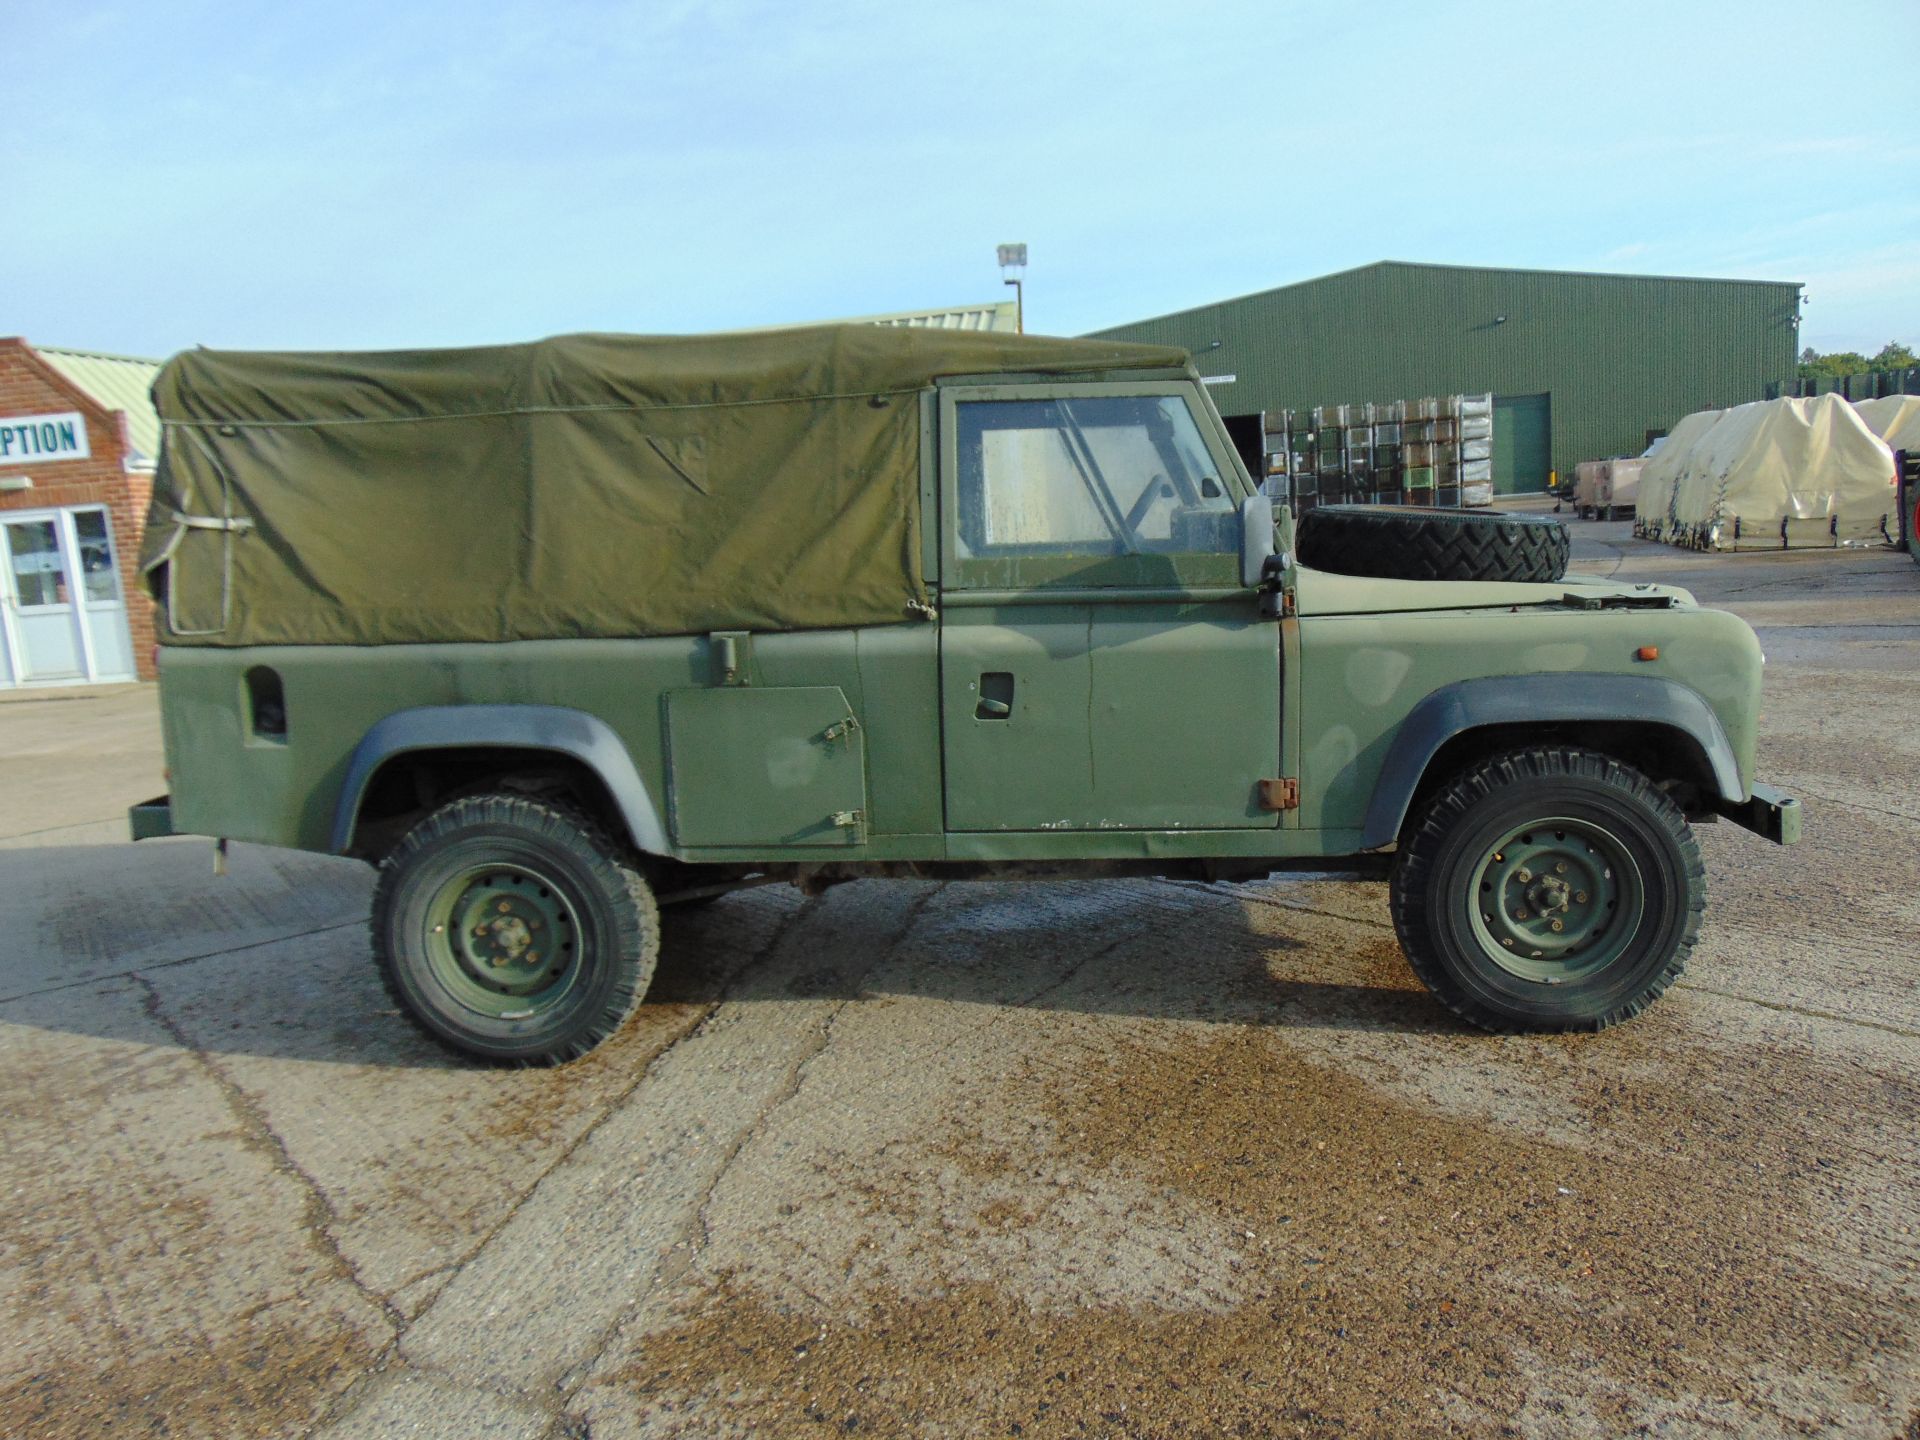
[937,382,1281,833]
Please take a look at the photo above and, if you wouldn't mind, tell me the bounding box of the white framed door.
[0,506,135,687]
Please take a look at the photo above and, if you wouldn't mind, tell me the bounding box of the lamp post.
[997,243,1027,333]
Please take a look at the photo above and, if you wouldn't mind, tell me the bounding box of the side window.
[954,395,1235,561]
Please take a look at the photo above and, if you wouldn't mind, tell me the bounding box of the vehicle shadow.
[654,877,1460,1040]
[0,843,1461,1069]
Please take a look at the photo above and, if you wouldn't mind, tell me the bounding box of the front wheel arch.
[1398,719,1721,839]
[1358,674,1745,850]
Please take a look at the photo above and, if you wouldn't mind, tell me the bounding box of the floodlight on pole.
[997,243,1027,333]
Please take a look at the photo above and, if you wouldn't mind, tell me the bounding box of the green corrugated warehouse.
[1085,261,1802,494]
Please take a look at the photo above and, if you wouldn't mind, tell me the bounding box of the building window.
[71,509,120,603]
[6,519,69,608]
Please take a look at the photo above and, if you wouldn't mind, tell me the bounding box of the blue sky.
[7,1,1916,359]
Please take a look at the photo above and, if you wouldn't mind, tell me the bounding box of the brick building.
[0,338,161,686]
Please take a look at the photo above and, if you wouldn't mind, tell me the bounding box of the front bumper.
[130,795,175,841]
[1715,781,1801,846]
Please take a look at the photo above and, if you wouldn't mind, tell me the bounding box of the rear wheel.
[372,794,659,1064]
[1390,747,1704,1032]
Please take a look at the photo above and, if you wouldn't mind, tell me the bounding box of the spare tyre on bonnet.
[1298,504,1571,584]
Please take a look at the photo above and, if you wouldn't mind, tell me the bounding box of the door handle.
[975,671,1015,720]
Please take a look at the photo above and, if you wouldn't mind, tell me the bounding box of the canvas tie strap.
[171,511,255,533]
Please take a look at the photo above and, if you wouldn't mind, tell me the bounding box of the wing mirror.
[1240,493,1278,589]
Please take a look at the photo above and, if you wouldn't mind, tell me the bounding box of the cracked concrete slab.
[339,891,933,1409]
[0,978,396,1435]
[1,527,1916,1438]
[316,1371,551,1440]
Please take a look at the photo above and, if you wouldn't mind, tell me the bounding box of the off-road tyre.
[1389,747,1704,1033]
[372,794,659,1064]
[1297,504,1570,584]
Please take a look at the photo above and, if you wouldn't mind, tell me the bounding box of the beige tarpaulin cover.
[1634,409,1722,539]
[1667,395,1895,548]
[143,327,1189,646]
[1854,394,1920,452]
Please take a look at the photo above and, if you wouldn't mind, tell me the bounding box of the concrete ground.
[2,525,1916,1439]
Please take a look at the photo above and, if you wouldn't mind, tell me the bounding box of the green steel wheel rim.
[1466,816,1645,984]
[419,862,585,1021]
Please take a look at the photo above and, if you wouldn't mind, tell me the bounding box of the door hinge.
[1258,778,1300,811]
[1258,588,1297,620]
[830,809,865,829]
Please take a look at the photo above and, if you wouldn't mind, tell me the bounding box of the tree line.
[1798,342,1917,379]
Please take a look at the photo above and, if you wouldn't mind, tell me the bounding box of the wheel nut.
[1575,891,1588,904]
[1515,868,1532,883]
[1550,919,1564,933]
[1514,909,1529,921]
[527,951,539,964]
[1502,938,1514,947]
[1555,862,1568,874]
[497,901,511,913]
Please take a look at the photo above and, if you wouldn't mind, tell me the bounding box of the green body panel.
[159,622,943,856]
[939,601,1279,832]
[1292,567,1695,617]
[665,687,867,847]
[1294,594,1762,832]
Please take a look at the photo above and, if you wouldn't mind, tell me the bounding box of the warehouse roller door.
[1494,393,1551,495]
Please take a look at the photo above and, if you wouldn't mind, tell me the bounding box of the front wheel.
[372,794,659,1064]
[1390,747,1705,1032]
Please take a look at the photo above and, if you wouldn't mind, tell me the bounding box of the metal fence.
[1768,367,1920,401]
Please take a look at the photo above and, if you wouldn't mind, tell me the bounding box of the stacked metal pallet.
[1260,394,1494,511]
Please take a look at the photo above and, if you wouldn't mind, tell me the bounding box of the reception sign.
[0,412,91,464]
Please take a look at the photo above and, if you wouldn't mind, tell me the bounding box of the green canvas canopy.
[143,325,1190,647]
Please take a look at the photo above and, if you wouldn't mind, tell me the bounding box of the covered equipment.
[1854,395,1920,453]
[1633,409,1722,541]
[1665,396,1895,549]
[142,327,1189,647]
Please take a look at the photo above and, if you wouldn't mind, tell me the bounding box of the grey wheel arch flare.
[1361,674,1743,851]
[331,705,670,856]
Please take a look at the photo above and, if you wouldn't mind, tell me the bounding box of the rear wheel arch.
[332,705,670,862]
